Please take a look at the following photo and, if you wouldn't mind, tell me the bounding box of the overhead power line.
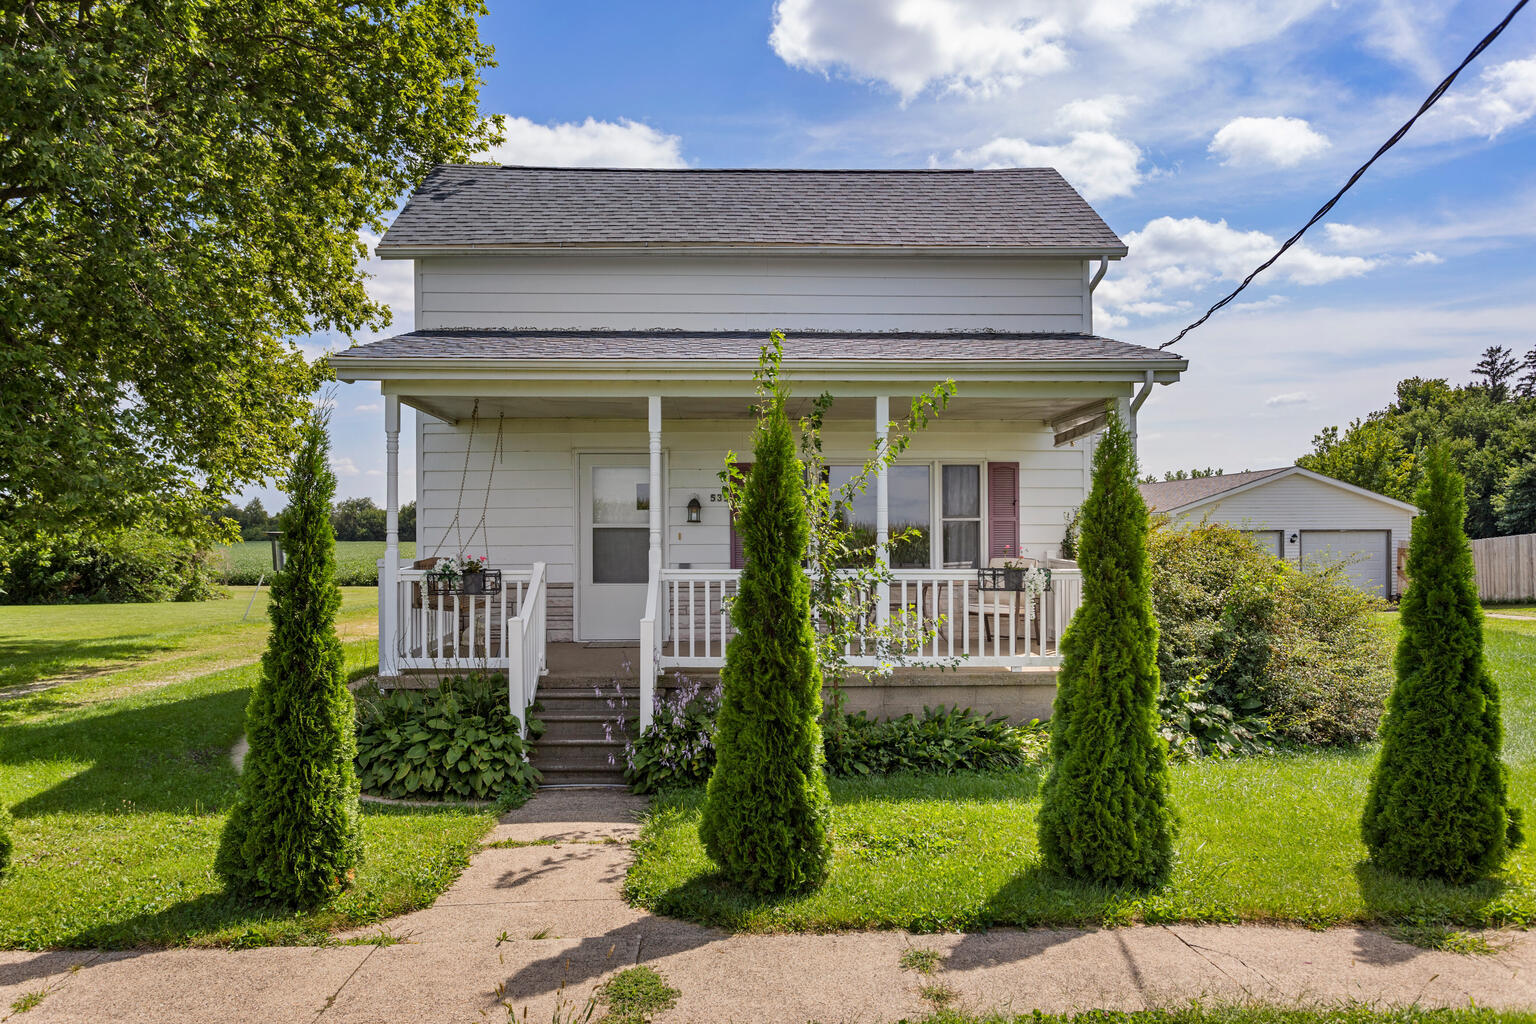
[1160,0,1529,351]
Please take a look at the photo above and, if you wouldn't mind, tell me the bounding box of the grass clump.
[699,336,830,895]
[1363,446,1523,883]
[595,965,679,1024]
[216,412,364,906]
[899,947,944,974]
[1388,924,1503,955]
[1039,411,1175,889]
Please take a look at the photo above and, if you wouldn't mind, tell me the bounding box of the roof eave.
[330,354,1188,384]
[373,242,1130,260]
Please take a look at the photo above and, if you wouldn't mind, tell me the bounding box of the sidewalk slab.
[435,842,631,906]
[18,947,370,1024]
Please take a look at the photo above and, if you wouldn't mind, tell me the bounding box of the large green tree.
[1038,411,1176,888]
[699,339,831,896]
[1299,377,1536,538]
[1361,446,1523,882]
[0,1,500,542]
[216,411,364,905]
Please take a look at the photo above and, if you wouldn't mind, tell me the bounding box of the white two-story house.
[334,165,1187,740]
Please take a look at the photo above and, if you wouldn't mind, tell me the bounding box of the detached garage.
[1139,467,1419,598]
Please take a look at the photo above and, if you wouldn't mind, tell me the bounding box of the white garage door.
[1300,530,1389,596]
[1243,530,1283,558]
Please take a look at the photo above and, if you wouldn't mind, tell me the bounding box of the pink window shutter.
[988,462,1019,560]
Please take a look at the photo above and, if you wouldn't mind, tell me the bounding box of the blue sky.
[254,0,1536,510]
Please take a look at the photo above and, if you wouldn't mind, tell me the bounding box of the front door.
[578,455,651,641]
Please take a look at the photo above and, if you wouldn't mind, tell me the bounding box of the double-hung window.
[940,464,982,569]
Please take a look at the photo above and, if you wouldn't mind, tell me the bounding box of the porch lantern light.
[265,530,285,573]
[686,496,702,524]
[1288,531,1299,545]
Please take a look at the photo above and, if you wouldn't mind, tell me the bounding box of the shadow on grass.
[1350,860,1516,965]
[0,635,183,692]
[4,687,248,816]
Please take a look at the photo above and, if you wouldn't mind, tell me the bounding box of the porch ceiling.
[395,391,1141,425]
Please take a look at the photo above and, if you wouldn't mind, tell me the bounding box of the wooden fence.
[1471,533,1536,603]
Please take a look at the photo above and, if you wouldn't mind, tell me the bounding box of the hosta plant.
[355,674,541,802]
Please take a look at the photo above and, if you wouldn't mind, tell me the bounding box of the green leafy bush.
[699,337,832,895]
[1149,520,1391,749]
[215,412,365,907]
[624,683,1045,794]
[0,530,223,603]
[1038,412,1176,889]
[0,804,12,879]
[1363,445,1523,882]
[1158,676,1271,760]
[823,706,1046,777]
[355,674,541,802]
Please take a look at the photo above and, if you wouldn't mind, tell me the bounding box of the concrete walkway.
[2,790,1532,1023]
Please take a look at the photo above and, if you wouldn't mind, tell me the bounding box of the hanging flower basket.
[425,556,500,597]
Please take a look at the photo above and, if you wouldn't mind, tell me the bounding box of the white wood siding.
[416,415,1090,640]
[1164,473,1415,595]
[415,253,1091,333]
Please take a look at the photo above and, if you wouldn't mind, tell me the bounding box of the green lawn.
[0,586,380,694]
[624,615,1536,932]
[0,595,492,950]
[217,540,414,585]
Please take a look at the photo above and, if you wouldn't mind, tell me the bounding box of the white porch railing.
[653,566,1084,672]
[506,562,548,733]
[383,564,548,720]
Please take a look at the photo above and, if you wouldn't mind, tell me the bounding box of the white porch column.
[380,394,401,677]
[641,395,662,729]
[875,396,890,627]
[648,396,663,578]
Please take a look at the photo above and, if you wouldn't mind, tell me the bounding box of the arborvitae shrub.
[698,389,831,894]
[1037,412,1176,888]
[1362,445,1523,882]
[215,412,364,905]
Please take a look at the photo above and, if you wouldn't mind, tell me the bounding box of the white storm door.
[578,455,652,641]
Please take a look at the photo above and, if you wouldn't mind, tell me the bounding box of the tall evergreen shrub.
[1038,412,1176,887]
[216,411,364,905]
[1362,445,1523,882]
[698,379,831,895]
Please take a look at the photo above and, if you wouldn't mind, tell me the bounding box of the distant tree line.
[1296,344,1536,539]
[213,497,415,543]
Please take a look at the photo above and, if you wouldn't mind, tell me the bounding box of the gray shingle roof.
[378,166,1127,252]
[330,330,1180,364]
[1138,468,1291,512]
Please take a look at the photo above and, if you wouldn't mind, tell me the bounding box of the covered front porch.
[341,336,1183,728]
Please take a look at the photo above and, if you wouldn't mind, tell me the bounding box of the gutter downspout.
[1088,257,1109,292]
[1128,369,1155,455]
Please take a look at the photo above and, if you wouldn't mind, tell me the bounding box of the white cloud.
[331,456,361,477]
[1097,216,1376,320]
[1407,250,1443,265]
[1323,223,1382,249]
[354,402,382,413]
[1055,94,1128,130]
[480,116,686,168]
[954,130,1143,199]
[1429,56,1536,140]
[769,0,1332,101]
[1209,116,1330,167]
[1265,391,1314,406]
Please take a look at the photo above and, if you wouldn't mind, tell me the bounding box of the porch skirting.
[828,668,1057,724]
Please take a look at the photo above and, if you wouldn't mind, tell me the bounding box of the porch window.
[941,464,982,569]
[828,464,931,569]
